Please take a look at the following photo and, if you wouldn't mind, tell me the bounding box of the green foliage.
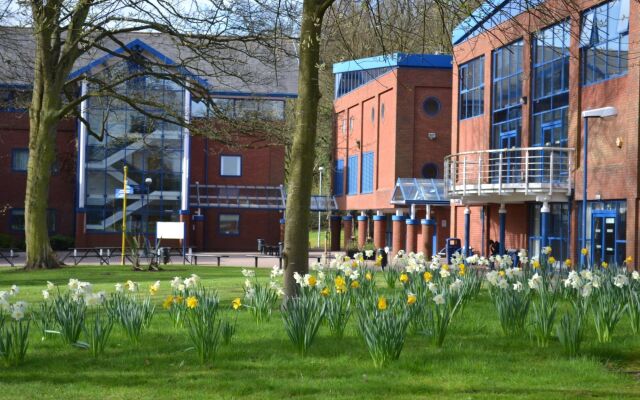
[185,290,222,364]
[492,286,531,337]
[83,308,114,357]
[245,281,279,324]
[384,267,400,289]
[530,279,558,348]
[357,295,410,368]
[557,311,584,357]
[281,293,325,356]
[106,293,155,344]
[220,318,236,346]
[33,299,56,338]
[323,290,351,339]
[52,292,86,345]
[628,290,640,335]
[49,235,74,251]
[591,282,627,343]
[0,319,30,366]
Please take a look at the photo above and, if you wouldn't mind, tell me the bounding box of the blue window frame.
[334,159,344,196]
[11,149,29,172]
[220,155,242,177]
[459,56,484,120]
[580,0,629,85]
[219,213,240,236]
[577,200,627,265]
[347,155,358,195]
[361,152,374,194]
[529,203,570,261]
[492,41,523,150]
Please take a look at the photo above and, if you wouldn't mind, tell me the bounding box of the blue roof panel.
[333,53,452,74]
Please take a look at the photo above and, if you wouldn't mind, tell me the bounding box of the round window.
[421,163,438,179]
[422,97,441,117]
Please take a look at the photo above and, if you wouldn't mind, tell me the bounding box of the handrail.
[444,146,575,159]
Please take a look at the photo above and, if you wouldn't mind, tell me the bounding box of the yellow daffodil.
[423,271,433,282]
[532,260,540,269]
[601,261,608,269]
[458,264,466,276]
[350,280,360,289]
[232,297,242,310]
[149,286,158,295]
[321,287,330,297]
[365,272,373,281]
[581,248,589,256]
[548,256,556,264]
[498,270,506,277]
[175,295,184,304]
[565,259,572,268]
[442,264,450,271]
[399,273,409,284]
[308,275,317,287]
[186,296,198,309]
[407,293,417,305]
[335,276,347,293]
[374,256,382,267]
[162,295,173,309]
[377,296,387,311]
[625,256,633,265]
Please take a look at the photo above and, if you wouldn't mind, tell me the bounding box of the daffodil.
[335,276,347,293]
[350,280,360,289]
[565,259,572,268]
[320,287,330,297]
[601,261,608,269]
[365,272,373,281]
[407,293,417,305]
[232,297,242,310]
[548,256,556,265]
[498,270,506,277]
[377,296,388,311]
[458,264,466,276]
[581,248,589,256]
[423,271,433,282]
[162,295,174,309]
[625,256,633,265]
[399,273,409,284]
[307,275,317,287]
[186,296,198,309]
[532,260,540,269]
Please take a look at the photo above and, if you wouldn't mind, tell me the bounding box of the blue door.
[591,211,617,265]
[500,130,519,183]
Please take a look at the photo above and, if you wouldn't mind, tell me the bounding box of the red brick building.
[331,54,453,255]
[447,0,636,265]
[0,32,296,252]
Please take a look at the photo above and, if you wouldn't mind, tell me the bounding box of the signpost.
[115,185,133,199]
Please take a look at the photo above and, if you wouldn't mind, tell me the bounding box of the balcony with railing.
[444,147,575,203]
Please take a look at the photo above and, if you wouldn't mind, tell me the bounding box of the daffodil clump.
[184,288,223,364]
[165,274,201,327]
[105,279,155,344]
[486,263,531,336]
[281,281,325,356]
[243,267,282,324]
[0,286,30,365]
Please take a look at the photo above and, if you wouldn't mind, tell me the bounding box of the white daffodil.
[46,281,55,291]
[13,301,27,312]
[9,285,19,295]
[384,246,390,254]
[433,294,445,305]
[581,282,593,298]
[486,271,499,286]
[170,277,183,289]
[293,272,304,286]
[450,279,463,292]
[428,282,438,293]
[11,308,24,321]
[68,279,79,291]
[42,290,50,300]
[632,271,640,280]
[365,250,374,258]
[528,273,542,290]
[614,274,629,288]
[241,268,255,278]
[125,280,138,292]
[497,279,509,290]
[115,283,123,292]
[439,268,450,278]
[513,281,524,292]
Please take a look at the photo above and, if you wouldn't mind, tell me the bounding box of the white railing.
[444,147,575,199]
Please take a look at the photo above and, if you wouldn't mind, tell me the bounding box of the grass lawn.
[0,265,639,399]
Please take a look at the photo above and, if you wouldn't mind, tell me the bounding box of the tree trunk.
[283,0,331,296]
[24,63,63,269]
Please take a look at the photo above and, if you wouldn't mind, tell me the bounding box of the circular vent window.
[422,97,441,117]
[421,163,438,179]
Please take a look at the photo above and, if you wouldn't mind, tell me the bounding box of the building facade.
[447,0,636,265]
[331,54,453,255]
[0,32,296,252]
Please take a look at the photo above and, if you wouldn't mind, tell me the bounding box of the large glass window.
[529,203,570,261]
[334,159,344,196]
[191,98,285,120]
[220,155,242,177]
[361,152,374,194]
[347,155,358,195]
[459,56,484,120]
[580,0,629,85]
[577,200,627,265]
[84,60,184,233]
[9,208,56,232]
[219,214,240,236]
[11,149,29,172]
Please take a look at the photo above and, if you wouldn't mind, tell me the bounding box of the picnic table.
[62,247,121,265]
[190,253,230,266]
[0,248,17,267]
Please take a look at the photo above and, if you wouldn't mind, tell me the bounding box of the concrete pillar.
[392,211,406,254]
[330,215,341,251]
[541,201,550,254]
[421,218,435,256]
[405,218,419,253]
[279,218,286,243]
[373,212,386,249]
[342,215,353,251]
[464,206,470,256]
[499,204,506,256]
[357,213,368,249]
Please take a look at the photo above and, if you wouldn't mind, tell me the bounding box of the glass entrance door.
[591,211,617,265]
[499,130,519,183]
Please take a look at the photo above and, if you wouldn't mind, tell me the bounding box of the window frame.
[458,56,485,120]
[218,213,241,236]
[9,208,56,233]
[334,159,345,196]
[361,152,374,194]
[219,154,242,177]
[347,154,359,195]
[11,148,29,172]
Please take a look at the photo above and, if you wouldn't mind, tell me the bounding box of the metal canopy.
[189,184,337,212]
[390,178,449,205]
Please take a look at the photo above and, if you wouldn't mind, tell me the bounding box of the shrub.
[49,235,74,251]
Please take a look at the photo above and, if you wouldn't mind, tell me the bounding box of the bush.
[50,235,74,251]
[0,233,13,249]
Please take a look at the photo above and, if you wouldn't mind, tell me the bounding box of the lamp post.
[144,177,152,249]
[580,107,617,266]
[317,166,324,248]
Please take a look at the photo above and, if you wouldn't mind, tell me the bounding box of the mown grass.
[0,265,639,399]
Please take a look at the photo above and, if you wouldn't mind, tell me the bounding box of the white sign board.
[156,222,185,240]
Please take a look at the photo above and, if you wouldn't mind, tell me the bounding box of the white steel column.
[180,89,191,212]
[78,80,89,209]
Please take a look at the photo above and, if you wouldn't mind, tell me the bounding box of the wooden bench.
[0,248,17,267]
[191,253,229,266]
[245,254,282,268]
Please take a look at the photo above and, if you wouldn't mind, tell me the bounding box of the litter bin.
[257,239,265,253]
[376,248,388,269]
[445,238,461,263]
